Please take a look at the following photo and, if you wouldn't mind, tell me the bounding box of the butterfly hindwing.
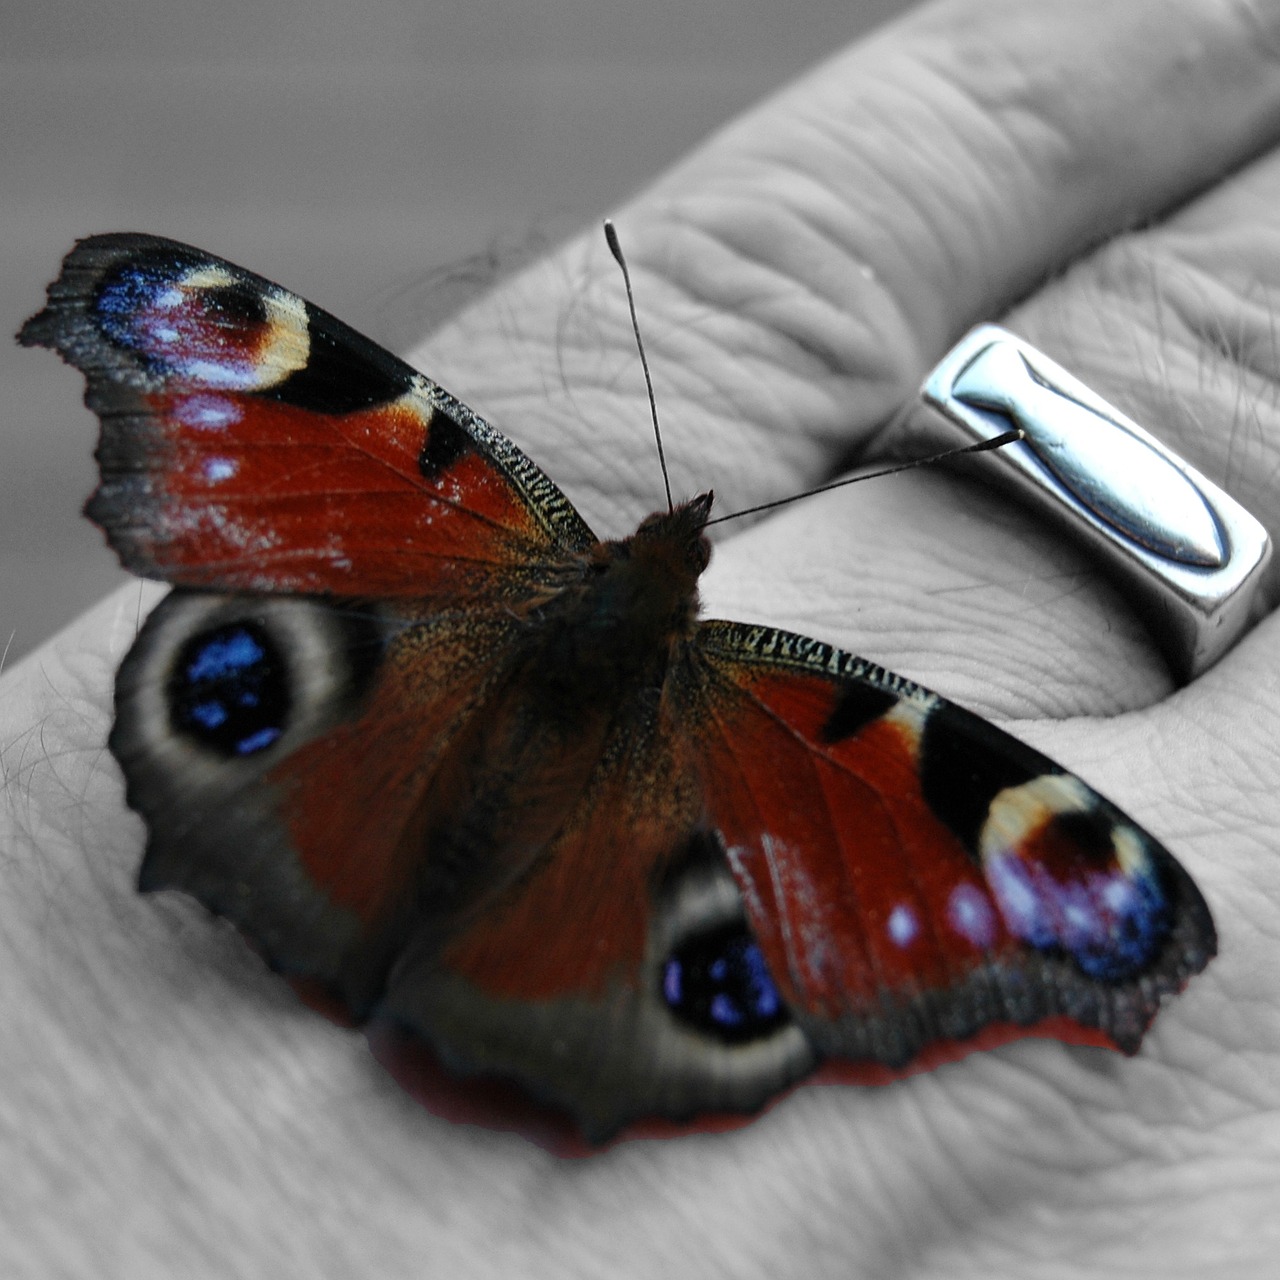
[112,588,545,1003]
[377,694,817,1143]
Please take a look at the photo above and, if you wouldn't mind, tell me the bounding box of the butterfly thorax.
[524,493,713,706]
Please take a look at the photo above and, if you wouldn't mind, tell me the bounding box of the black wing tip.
[16,308,52,350]
[18,232,229,330]
[61,231,201,263]
[82,484,124,542]
[16,233,162,351]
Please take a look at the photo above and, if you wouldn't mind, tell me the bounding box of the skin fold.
[4,0,1280,1275]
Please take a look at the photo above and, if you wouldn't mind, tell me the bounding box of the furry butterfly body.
[21,234,1215,1143]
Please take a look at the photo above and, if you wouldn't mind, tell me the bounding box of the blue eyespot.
[1071,870,1171,981]
[167,622,289,757]
[986,836,1173,982]
[661,922,789,1043]
[96,262,176,354]
[94,253,270,386]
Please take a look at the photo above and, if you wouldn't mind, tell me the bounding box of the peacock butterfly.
[19,233,1215,1146]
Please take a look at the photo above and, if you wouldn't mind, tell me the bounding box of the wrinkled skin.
[5,1,1280,1275]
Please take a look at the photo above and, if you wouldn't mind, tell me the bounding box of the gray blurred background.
[4,0,913,664]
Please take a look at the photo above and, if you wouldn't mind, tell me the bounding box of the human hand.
[5,0,1280,1274]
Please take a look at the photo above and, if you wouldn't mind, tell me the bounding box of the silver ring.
[899,325,1271,683]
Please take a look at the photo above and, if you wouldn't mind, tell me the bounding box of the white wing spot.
[203,457,238,483]
[886,903,919,947]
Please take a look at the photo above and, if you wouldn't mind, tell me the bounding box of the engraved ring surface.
[901,325,1272,683]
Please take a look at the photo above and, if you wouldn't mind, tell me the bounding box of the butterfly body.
[21,234,1216,1143]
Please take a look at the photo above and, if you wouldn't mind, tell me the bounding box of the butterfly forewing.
[19,234,594,596]
[691,620,1216,1062]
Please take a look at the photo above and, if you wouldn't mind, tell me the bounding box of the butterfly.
[20,233,1216,1146]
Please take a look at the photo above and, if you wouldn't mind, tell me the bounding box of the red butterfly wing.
[376,690,818,1145]
[111,591,536,1004]
[690,620,1215,1064]
[19,233,594,594]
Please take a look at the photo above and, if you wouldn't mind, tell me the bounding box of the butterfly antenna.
[703,429,1024,527]
[604,220,674,513]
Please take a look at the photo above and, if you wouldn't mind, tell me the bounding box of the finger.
[1014,144,1280,549]
[409,0,1280,528]
[707,136,1280,717]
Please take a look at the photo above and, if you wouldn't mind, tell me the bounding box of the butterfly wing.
[111,589,549,1003]
[689,620,1216,1065]
[372,619,1214,1144]
[377,685,820,1144]
[20,234,600,1001]
[18,233,595,595]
